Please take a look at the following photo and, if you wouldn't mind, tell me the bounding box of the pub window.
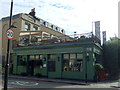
[63,60,83,72]
[77,53,83,59]
[40,55,43,60]
[70,54,76,59]
[24,23,30,31]
[63,54,69,59]
[63,53,83,72]
[69,60,76,71]
[30,55,35,60]
[36,55,39,60]
[49,54,56,60]
[75,60,83,72]
[63,60,69,71]
[17,56,26,66]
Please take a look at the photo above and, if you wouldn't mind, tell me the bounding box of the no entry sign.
[6,29,14,40]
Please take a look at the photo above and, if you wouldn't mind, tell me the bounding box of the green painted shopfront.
[12,36,103,81]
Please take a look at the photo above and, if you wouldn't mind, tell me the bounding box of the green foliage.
[103,38,120,79]
[94,63,104,71]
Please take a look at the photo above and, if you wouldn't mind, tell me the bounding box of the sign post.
[4,0,14,90]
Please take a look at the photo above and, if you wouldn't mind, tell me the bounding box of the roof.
[2,13,21,21]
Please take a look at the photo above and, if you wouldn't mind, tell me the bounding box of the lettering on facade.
[86,47,92,52]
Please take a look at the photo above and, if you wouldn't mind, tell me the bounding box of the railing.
[16,32,101,47]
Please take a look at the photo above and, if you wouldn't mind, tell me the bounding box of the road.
[0,75,119,89]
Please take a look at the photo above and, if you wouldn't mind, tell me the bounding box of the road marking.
[10,81,39,86]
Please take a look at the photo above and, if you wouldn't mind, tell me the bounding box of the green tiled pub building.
[12,37,102,81]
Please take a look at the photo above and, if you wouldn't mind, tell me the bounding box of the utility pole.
[4,0,13,90]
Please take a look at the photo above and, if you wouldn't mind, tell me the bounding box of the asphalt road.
[0,75,119,89]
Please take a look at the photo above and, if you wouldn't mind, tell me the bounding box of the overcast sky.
[0,0,119,40]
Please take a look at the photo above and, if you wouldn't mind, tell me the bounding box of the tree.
[103,38,120,80]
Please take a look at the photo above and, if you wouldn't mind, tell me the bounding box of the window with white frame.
[24,23,30,31]
[63,53,83,72]
[33,26,38,31]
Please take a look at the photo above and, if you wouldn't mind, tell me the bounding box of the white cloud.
[1,0,119,40]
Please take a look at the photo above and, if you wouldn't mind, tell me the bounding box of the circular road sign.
[6,29,14,40]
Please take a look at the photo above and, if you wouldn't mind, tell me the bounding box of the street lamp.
[3,0,14,90]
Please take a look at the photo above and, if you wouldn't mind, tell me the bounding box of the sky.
[0,0,119,40]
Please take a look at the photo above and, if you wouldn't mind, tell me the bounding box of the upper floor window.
[24,23,30,31]
[61,29,64,34]
[33,26,38,31]
[19,36,29,44]
[43,21,46,26]
[40,19,47,26]
[55,27,60,31]
[51,25,53,29]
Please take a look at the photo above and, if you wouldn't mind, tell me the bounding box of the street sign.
[6,29,14,40]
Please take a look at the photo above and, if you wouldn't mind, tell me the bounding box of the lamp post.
[4,0,13,90]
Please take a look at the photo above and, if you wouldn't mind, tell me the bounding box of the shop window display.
[63,53,83,72]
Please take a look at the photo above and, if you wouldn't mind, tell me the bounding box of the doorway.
[27,60,34,76]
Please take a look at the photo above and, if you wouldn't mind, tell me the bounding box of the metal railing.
[16,32,101,47]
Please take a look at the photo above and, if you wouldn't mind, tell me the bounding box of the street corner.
[0,85,15,90]
[0,85,3,90]
[110,80,120,89]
